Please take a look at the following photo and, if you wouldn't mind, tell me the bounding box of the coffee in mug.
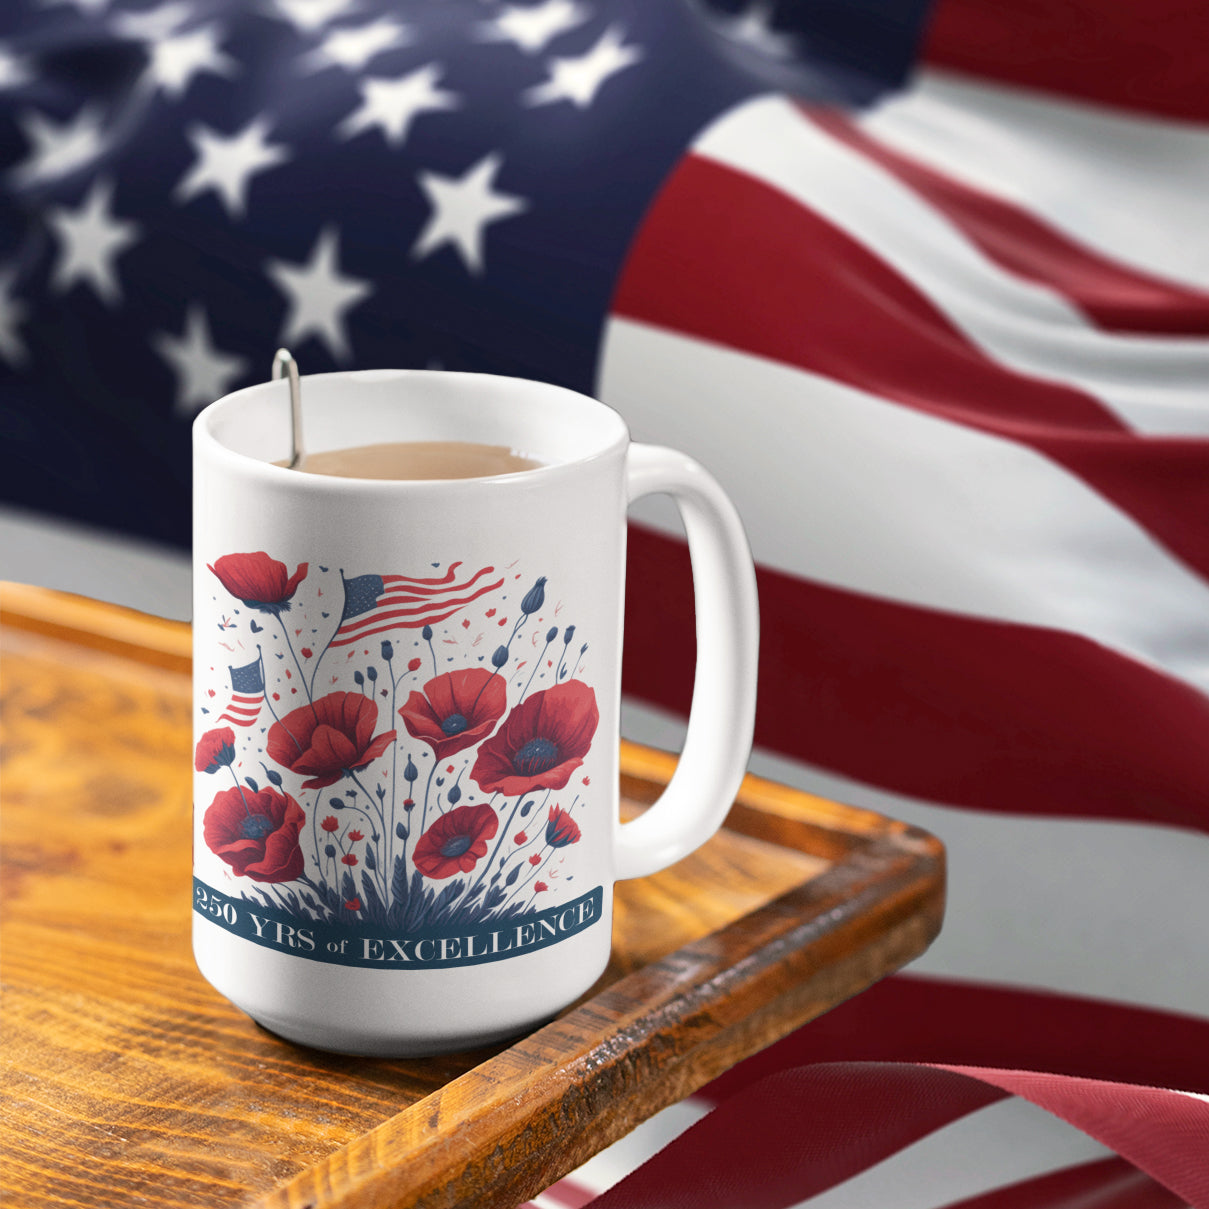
[290,440,542,481]
[192,369,758,1056]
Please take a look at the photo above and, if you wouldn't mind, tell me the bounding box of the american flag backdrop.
[3,0,1209,1204]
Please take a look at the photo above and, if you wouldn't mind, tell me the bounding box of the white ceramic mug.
[192,369,758,1056]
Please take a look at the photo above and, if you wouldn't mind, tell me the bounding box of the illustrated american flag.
[2,0,1207,1203]
[215,656,265,727]
[333,562,504,646]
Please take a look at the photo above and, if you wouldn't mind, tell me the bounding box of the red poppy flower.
[203,786,305,883]
[194,726,237,773]
[348,829,364,842]
[344,897,361,911]
[398,668,507,760]
[267,692,396,789]
[528,854,541,866]
[412,803,498,879]
[341,853,358,866]
[514,831,527,844]
[545,805,581,849]
[534,881,548,893]
[470,681,598,797]
[208,551,308,614]
[407,657,422,672]
[321,815,339,832]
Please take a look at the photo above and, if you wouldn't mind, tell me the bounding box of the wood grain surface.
[0,583,945,1208]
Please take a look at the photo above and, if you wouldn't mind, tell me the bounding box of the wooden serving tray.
[0,583,944,1209]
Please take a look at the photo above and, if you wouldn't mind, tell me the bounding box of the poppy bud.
[324,844,336,858]
[261,763,283,787]
[244,776,258,792]
[366,666,378,683]
[546,625,558,643]
[328,796,344,810]
[396,822,408,840]
[403,797,416,811]
[447,782,462,805]
[563,625,575,644]
[521,577,546,615]
[492,645,508,668]
[422,624,433,640]
[354,670,364,685]
[404,756,418,783]
[381,640,394,661]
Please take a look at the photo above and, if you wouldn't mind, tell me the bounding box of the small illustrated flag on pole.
[332,563,504,647]
[217,658,265,726]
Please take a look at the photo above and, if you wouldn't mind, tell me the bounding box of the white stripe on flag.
[600,319,1209,696]
[690,95,1209,437]
[862,71,1209,292]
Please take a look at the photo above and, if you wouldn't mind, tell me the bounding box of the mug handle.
[614,443,760,880]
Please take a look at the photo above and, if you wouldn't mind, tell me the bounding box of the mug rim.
[193,368,631,490]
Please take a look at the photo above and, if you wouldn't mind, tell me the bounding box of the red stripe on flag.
[805,107,1209,337]
[591,1061,1209,1209]
[624,524,1209,833]
[218,694,262,727]
[935,1066,1209,1208]
[921,0,1209,125]
[942,1157,1184,1209]
[699,975,1209,1104]
[588,1063,1007,1209]
[382,564,498,590]
[610,153,1209,583]
[330,604,477,647]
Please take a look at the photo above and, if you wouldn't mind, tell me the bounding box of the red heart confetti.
[301,647,313,658]
[486,608,496,618]
[462,618,471,629]
[498,617,507,626]
[207,689,216,697]
[272,692,281,701]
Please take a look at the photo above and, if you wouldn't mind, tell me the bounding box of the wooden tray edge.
[0,581,192,673]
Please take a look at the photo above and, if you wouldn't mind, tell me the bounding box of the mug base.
[247,1010,537,1058]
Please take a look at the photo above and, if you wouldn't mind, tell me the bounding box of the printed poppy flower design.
[412,803,499,879]
[194,727,236,773]
[545,805,581,849]
[208,551,308,614]
[203,786,305,883]
[470,680,599,797]
[398,668,507,760]
[267,692,396,789]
